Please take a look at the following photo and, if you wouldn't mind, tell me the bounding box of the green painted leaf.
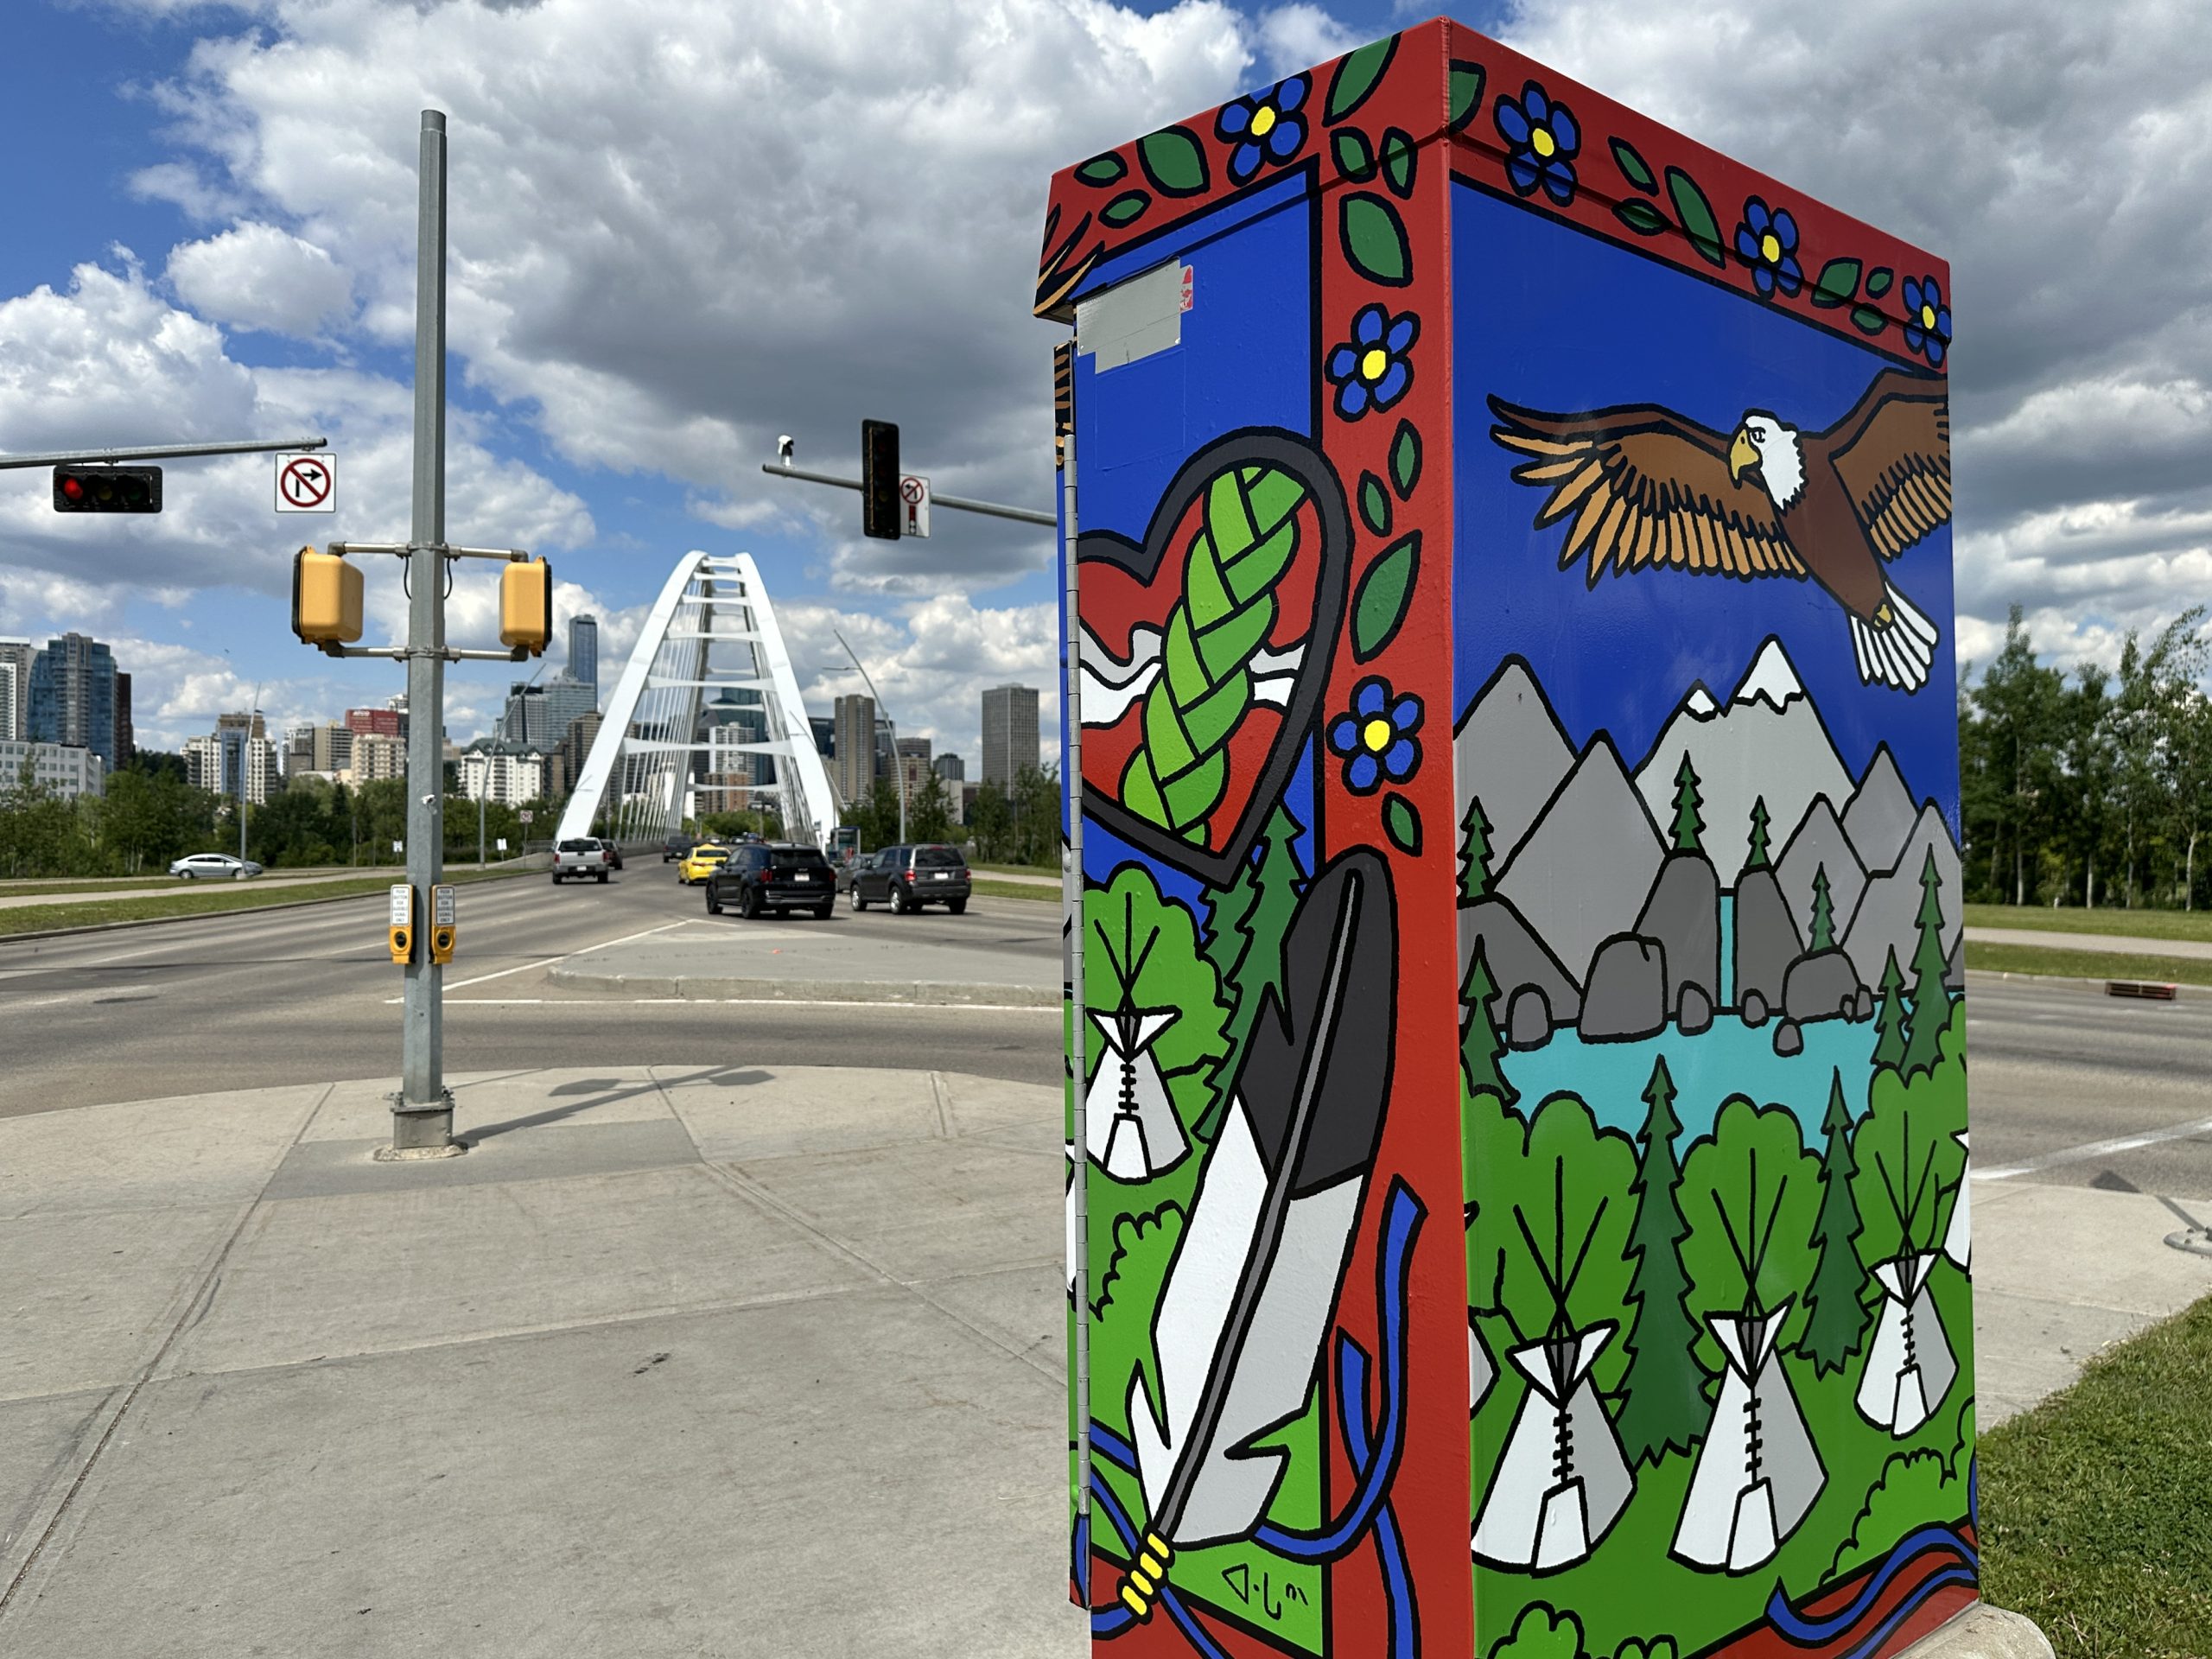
[1340,193,1411,286]
[1866,266,1895,298]
[1332,129,1376,181]
[1326,35,1396,124]
[1351,532,1421,662]
[1075,153,1126,187]
[1610,137,1656,194]
[1381,128,1417,199]
[1137,126,1208,197]
[1389,419,1421,500]
[1447,60,1484,132]
[1613,200,1668,236]
[1102,190,1152,227]
[1665,166,1727,267]
[1384,794,1421,855]
[1357,473,1392,537]
[1811,257,1863,308]
[1852,304,1889,335]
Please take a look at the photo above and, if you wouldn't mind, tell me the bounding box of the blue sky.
[1,0,2207,761]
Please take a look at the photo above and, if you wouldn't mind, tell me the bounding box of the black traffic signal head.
[54,463,162,513]
[861,418,900,541]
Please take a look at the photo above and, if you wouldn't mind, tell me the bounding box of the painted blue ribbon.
[1764,1522,1980,1656]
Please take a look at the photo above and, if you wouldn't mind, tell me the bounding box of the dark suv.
[662,834,698,863]
[705,842,836,919]
[849,844,971,914]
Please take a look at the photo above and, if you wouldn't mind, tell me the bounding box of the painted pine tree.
[1872,945,1910,1074]
[1798,1068,1871,1375]
[1901,846,1953,1079]
[1745,795,1772,873]
[1459,940,1517,1106]
[1808,862,1835,952]
[1670,754,1704,853]
[1617,1053,1704,1465]
[1198,802,1306,1128]
[1459,795,1493,906]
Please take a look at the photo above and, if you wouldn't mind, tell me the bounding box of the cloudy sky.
[2,0,2208,764]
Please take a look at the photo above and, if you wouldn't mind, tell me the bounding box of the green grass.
[1965,941,2212,988]
[0,866,528,938]
[967,861,1058,879]
[971,878,1058,903]
[1980,1292,2212,1658]
[1966,902,2212,946]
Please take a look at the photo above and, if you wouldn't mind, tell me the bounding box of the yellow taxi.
[677,843,732,886]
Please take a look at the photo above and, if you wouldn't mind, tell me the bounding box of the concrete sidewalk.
[1965,923,2212,961]
[0,1065,1080,1657]
[1,1067,2203,1655]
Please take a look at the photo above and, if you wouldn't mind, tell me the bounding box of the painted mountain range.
[1456,641,1962,1050]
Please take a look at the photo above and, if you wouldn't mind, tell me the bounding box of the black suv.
[662,834,698,863]
[705,842,836,919]
[849,844,971,914]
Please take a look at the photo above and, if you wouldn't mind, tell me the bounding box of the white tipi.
[1942,1128,1971,1273]
[1673,1162,1826,1573]
[1084,1005,1188,1179]
[1855,1128,1959,1436]
[1471,1176,1635,1573]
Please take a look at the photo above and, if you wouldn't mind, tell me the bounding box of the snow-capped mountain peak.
[1683,685,1719,717]
[1732,639,1804,711]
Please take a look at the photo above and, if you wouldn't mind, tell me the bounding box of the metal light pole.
[391,109,456,1158]
[833,627,906,843]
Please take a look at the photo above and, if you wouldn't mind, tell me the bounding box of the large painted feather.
[1127,849,1395,1549]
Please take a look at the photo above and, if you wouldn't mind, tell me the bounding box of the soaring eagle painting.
[1491,369,1951,690]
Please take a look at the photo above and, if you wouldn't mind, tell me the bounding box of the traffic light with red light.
[861,419,900,541]
[53,463,162,513]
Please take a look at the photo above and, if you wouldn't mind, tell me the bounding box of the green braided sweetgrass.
[1120,462,1310,842]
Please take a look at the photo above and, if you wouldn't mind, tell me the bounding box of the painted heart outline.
[1077,427,1351,887]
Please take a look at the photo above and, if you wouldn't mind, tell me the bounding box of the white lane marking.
[382,920,692,1002]
[440,996,1059,1012]
[1977,1112,2212,1181]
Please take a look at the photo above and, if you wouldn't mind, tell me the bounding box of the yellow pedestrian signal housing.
[292,546,363,653]
[499,556,553,656]
[388,884,416,964]
[429,885,456,964]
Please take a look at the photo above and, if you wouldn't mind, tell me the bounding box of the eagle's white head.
[1729,412,1804,509]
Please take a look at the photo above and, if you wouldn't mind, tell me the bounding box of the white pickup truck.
[551,837,611,884]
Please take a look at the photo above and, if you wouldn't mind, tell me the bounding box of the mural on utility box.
[1045,16,1968,1659]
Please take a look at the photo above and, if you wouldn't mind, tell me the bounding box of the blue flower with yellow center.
[1494,81,1580,204]
[1325,304,1419,421]
[1328,677,1422,794]
[1901,276,1952,366]
[1216,77,1309,185]
[1735,196,1803,298]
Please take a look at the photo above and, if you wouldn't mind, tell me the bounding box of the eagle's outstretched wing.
[1489,397,1802,587]
[1824,369,1951,562]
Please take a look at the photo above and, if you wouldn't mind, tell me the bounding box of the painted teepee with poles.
[1855,1122,1958,1436]
[1471,1166,1636,1573]
[1085,1004,1189,1179]
[1672,1154,1826,1573]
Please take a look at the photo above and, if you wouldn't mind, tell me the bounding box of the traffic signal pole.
[391,109,458,1159]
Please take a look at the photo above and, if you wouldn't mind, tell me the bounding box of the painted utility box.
[1045,19,1970,1659]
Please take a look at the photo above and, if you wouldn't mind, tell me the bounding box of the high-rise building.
[346,731,407,783]
[895,734,932,798]
[933,753,966,784]
[550,709,602,804]
[0,638,31,742]
[499,675,596,747]
[185,712,279,804]
[810,715,835,759]
[981,683,1039,792]
[27,632,119,767]
[459,748,545,807]
[832,694,875,813]
[569,613,599,690]
[113,672,133,765]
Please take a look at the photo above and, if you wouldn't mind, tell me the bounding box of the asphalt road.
[0,867,1063,1120]
[6,881,2211,1211]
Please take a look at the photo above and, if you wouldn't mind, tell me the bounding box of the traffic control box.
[429,884,456,964]
[499,556,553,655]
[1045,19,1980,1659]
[387,884,416,964]
[291,545,364,652]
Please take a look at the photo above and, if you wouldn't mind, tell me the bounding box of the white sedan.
[169,853,264,880]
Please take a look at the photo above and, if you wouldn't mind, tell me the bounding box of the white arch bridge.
[554,551,840,850]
